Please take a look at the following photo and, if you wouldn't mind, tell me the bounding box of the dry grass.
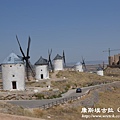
[51,70,120,91]
[33,109,46,118]
[0,101,35,118]
[32,105,83,120]
[26,81,47,88]
[95,87,120,110]
[93,87,120,120]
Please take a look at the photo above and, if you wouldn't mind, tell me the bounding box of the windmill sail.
[63,50,66,67]
[48,49,53,71]
[81,56,87,71]
[16,35,35,80]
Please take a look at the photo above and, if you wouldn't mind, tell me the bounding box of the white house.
[1,53,25,91]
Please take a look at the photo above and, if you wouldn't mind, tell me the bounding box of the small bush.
[65,87,69,92]
[66,84,71,89]
[47,94,62,99]
[35,93,45,99]
[33,109,44,117]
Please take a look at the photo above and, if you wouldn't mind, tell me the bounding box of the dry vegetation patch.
[95,87,120,109]
[104,67,120,77]
[33,105,83,120]
[52,70,120,90]
[34,82,120,120]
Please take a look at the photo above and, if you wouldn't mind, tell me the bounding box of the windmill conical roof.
[53,54,62,60]
[2,53,24,64]
[75,62,81,66]
[97,67,103,71]
[35,56,48,65]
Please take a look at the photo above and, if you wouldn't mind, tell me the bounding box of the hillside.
[0,67,120,119]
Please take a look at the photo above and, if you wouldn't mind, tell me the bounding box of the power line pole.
[103,48,120,57]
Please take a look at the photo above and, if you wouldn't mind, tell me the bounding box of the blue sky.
[0,0,120,64]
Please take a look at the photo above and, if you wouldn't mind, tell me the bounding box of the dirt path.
[0,113,45,120]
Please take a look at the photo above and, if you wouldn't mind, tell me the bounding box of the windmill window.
[10,65,12,67]
[12,75,15,77]
[41,69,42,71]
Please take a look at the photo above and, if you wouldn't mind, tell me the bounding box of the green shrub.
[35,93,45,99]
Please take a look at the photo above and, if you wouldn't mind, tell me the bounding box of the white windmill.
[35,56,49,80]
[97,63,104,76]
[53,51,66,71]
[1,53,25,91]
[97,67,104,76]
[75,62,83,72]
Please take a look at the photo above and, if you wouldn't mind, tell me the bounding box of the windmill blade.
[49,58,53,71]
[26,60,35,77]
[82,56,85,65]
[98,64,102,69]
[17,55,24,61]
[48,49,50,62]
[71,65,75,68]
[27,36,31,57]
[81,56,87,71]
[16,35,26,59]
[98,62,105,70]
[83,60,87,70]
[48,49,53,71]
[63,50,66,67]
[48,49,52,56]
[83,62,87,71]
[26,60,29,78]
[16,35,35,80]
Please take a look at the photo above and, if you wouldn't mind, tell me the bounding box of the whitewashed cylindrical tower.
[75,62,83,72]
[97,68,104,76]
[53,54,63,71]
[35,56,49,80]
[1,53,25,91]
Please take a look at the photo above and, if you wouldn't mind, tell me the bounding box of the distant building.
[97,67,104,76]
[108,53,120,67]
[1,53,25,91]
[75,62,83,72]
[35,56,49,80]
[53,54,63,71]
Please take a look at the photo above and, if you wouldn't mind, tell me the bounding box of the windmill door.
[41,74,43,79]
[12,81,17,89]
